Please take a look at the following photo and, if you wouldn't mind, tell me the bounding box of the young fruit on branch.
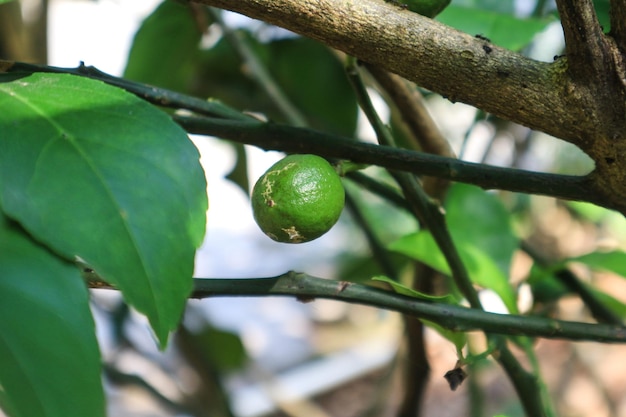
[251,154,345,243]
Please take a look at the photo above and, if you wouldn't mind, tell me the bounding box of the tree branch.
[187,0,601,150]
[556,0,607,78]
[174,114,599,205]
[95,273,626,342]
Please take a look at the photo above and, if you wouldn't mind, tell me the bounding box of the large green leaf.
[389,184,519,312]
[268,37,358,135]
[124,0,204,92]
[389,231,518,313]
[445,184,518,275]
[438,6,554,50]
[0,73,208,346]
[198,34,358,135]
[0,213,105,417]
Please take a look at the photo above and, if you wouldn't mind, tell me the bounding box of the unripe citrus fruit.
[251,154,345,243]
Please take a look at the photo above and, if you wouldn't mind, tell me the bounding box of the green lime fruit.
[251,154,345,243]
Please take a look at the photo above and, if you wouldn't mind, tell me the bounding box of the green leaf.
[589,289,626,319]
[124,0,204,92]
[192,327,247,372]
[0,213,105,417]
[422,320,467,353]
[268,37,358,135]
[527,264,568,303]
[225,143,250,196]
[421,184,519,312]
[567,201,610,222]
[451,0,515,14]
[200,33,358,135]
[372,275,457,303]
[389,232,518,313]
[0,73,208,347]
[372,276,465,351]
[198,32,270,110]
[593,0,610,32]
[438,6,554,50]
[445,184,518,277]
[569,250,626,278]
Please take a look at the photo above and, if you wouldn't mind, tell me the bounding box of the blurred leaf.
[338,251,410,284]
[389,232,518,313]
[372,275,458,303]
[593,0,610,31]
[450,0,515,14]
[438,6,554,50]
[527,264,568,304]
[445,184,518,276]
[589,289,626,318]
[568,250,626,278]
[193,327,247,372]
[567,201,610,223]
[199,34,357,135]
[268,37,358,135]
[423,320,467,353]
[374,275,465,351]
[198,31,270,112]
[225,143,250,195]
[0,213,105,417]
[0,73,208,347]
[124,0,204,92]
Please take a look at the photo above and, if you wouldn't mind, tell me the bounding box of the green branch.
[173,115,598,206]
[86,273,626,342]
[182,273,626,342]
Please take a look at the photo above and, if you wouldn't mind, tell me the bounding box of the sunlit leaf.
[0,213,105,417]
[0,72,208,346]
[389,231,518,313]
[445,184,518,277]
[438,6,554,50]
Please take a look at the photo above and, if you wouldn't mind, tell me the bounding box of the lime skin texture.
[251,154,345,244]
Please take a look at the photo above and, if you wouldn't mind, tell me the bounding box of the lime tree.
[251,154,345,243]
